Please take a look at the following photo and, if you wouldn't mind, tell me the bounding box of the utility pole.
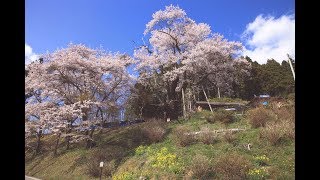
[287,54,295,81]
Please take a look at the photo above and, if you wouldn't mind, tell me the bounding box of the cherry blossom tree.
[134,5,250,120]
[25,44,133,152]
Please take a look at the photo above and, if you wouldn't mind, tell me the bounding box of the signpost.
[99,161,104,180]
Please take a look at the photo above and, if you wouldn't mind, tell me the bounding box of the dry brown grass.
[141,120,167,143]
[213,109,235,124]
[273,106,295,122]
[246,107,277,128]
[198,131,218,145]
[258,102,295,145]
[173,126,197,147]
[223,131,236,144]
[214,153,252,180]
[205,115,215,123]
[260,120,295,145]
[197,126,218,145]
[85,149,118,178]
[103,160,116,177]
[188,154,214,179]
[86,150,107,177]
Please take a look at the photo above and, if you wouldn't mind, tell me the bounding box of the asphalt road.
[25,175,41,180]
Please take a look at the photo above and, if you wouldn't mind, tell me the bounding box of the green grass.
[25,149,93,179]
[26,107,294,179]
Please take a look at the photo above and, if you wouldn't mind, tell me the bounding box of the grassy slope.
[25,109,294,179]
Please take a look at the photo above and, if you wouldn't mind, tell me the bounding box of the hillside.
[25,100,294,179]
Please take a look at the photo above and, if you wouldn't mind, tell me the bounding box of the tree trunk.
[35,130,42,155]
[197,89,200,101]
[188,91,192,112]
[182,88,186,119]
[66,134,70,150]
[166,97,179,120]
[65,123,72,150]
[53,132,61,156]
[139,106,144,119]
[166,78,180,120]
[86,128,95,149]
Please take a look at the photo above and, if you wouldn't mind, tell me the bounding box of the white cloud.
[25,43,39,64]
[241,14,295,64]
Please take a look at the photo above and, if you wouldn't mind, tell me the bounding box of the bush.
[188,154,214,179]
[173,126,197,147]
[273,106,295,122]
[254,155,270,166]
[213,109,235,124]
[149,147,182,173]
[214,153,252,180]
[135,146,183,174]
[113,171,137,180]
[247,167,269,180]
[223,131,236,144]
[198,129,218,145]
[205,115,215,123]
[284,121,295,140]
[141,120,167,143]
[135,145,149,156]
[247,107,276,128]
[199,132,218,145]
[260,120,294,145]
[260,122,283,146]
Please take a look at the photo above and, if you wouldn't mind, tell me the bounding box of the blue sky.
[26,0,295,64]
